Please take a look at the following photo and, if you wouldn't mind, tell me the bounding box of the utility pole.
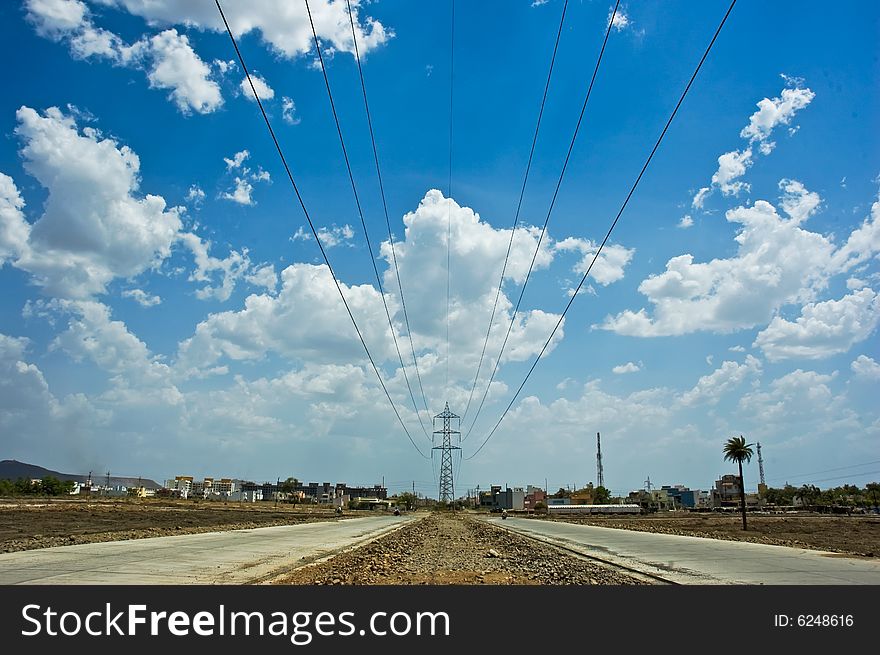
[106,471,110,496]
[275,476,279,508]
[432,402,461,505]
[545,477,548,516]
[596,432,605,489]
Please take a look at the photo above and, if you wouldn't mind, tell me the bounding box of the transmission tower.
[596,432,605,488]
[757,442,766,487]
[433,402,460,503]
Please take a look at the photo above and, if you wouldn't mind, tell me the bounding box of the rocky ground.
[0,498,342,553]
[274,511,648,585]
[542,513,880,557]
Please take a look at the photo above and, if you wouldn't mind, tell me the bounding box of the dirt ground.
[275,511,648,585]
[0,497,342,553]
[4,498,876,571]
[542,513,880,557]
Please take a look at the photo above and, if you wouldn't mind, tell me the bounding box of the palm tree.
[723,435,754,530]
[798,484,819,510]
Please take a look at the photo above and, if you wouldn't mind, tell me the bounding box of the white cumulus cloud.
[693,79,814,208]
[600,186,880,338]
[240,74,274,101]
[222,177,255,206]
[220,150,270,206]
[139,29,223,114]
[678,355,762,406]
[8,106,183,298]
[176,263,397,375]
[754,288,880,362]
[711,148,752,196]
[0,173,30,265]
[25,0,88,38]
[292,224,355,248]
[89,0,392,58]
[281,96,300,125]
[121,288,161,307]
[740,84,816,144]
[779,178,821,223]
[554,238,635,286]
[851,355,880,380]
[178,233,252,302]
[24,2,223,115]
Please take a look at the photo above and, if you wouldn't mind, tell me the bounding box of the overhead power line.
[445,0,455,398]
[462,0,570,424]
[466,0,739,461]
[214,0,429,459]
[462,0,621,441]
[304,0,431,442]
[344,0,431,417]
[789,471,880,486]
[767,459,880,484]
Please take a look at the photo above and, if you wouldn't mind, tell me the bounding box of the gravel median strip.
[274,511,649,585]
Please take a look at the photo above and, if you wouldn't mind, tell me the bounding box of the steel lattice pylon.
[433,402,461,503]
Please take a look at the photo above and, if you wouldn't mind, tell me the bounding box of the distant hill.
[0,460,161,489]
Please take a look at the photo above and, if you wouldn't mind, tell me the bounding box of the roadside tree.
[722,435,754,530]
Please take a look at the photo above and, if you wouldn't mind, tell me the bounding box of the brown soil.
[541,512,880,557]
[275,511,648,585]
[0,497,343,553]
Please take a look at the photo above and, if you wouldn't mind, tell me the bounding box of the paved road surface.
[488,517,880,584]
[0,514,415,585]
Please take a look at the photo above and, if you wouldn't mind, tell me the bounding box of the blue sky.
[1,0,878,498]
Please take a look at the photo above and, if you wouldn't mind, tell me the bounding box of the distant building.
[349,497,393,510]
[475,485,527,510]
[495,487,525,511]
[524,488,546,510]
[172,476,237,499]
[712,474,742,507]
[228,488,262,502]
[128,486,148,498]
[570,485,594,506]
[336,483,387,501]
[626,489,652,510]
[661,484,702,509]
[165,476,194,499]
[235,480,386,503]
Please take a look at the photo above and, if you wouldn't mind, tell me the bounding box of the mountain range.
[0,460,161,489]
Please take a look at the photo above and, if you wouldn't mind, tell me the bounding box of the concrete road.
[488,517,880,584]
[0,514,416,585]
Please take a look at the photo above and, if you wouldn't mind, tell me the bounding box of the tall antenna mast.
[757,442,766,487]
[596,431,605,488]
